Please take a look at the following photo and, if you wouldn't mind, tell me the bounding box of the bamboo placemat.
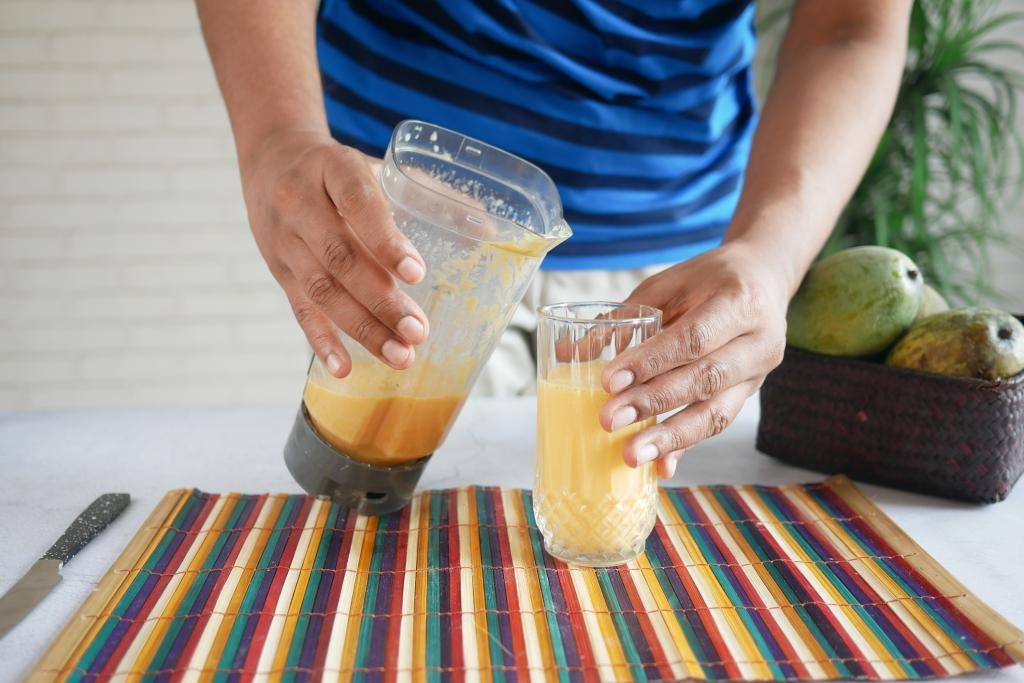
[29,476,1024,681]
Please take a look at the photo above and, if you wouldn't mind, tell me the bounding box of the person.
[197,1,911,478]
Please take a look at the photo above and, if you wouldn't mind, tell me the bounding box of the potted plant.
[757,0,1024,304]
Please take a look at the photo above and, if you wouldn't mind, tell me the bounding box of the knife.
[0,493,130,639]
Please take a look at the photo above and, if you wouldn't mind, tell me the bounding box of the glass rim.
[387,119,569,243]
[537,301,663,326]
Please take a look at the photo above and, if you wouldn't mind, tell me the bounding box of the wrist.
[236,123,331,178]
[722,208,823,299]
[720,234,795,296]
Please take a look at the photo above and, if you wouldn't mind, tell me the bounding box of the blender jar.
[285,120,571,514]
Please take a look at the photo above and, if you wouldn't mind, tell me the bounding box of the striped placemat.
[30,476,1023,681]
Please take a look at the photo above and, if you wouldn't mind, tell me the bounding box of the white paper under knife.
[0,493,129,640]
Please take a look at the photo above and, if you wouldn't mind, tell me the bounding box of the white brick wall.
[0,0,309,410]
[0,1,1021,410]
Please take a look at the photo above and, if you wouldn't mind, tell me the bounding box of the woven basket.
[756,321,1024,503]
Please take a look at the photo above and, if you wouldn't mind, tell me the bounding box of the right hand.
[240,129,430,378]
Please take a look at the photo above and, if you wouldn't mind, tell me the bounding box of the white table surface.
[1,397,1021,682]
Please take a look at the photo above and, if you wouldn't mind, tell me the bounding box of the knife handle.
[42,493,131,565]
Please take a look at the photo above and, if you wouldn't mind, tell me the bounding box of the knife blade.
[0,492,130,639]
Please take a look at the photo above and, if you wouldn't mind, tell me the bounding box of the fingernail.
[326,353,343,376]
[396,256,425,284]
[636,443,659,465]
[609,370,634,394]
[396,315,425,342]
[667,457,679,478]
[610,406,638,431]
[382,339,412,367]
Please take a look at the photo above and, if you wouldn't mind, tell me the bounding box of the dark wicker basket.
[756,322,1024,503]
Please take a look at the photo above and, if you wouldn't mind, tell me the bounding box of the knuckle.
[716,275,759,321]
[351,315,378,345]
[304,272,336,306]
[706,405,731,437]
[366,293,398,321]
[292,300,319,327]
[308,331,336,352]
[333,144,362,167]
[684,320,712,358]
[663,424,693,452]
[742,288,762,317]
[719,269,746,294]
[339,177,376,212]
[641,353,662,379]
[645,388,673,416]
[321,238,357,277]
[381,233,408,259]
[696,360,727,400]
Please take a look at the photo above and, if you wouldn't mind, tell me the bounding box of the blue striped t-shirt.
[317,0,758,270]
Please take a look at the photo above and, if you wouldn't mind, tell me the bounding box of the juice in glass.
[534,303,662,566]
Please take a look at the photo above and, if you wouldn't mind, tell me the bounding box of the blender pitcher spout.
[546,219,573,248]
[493,218,572,259]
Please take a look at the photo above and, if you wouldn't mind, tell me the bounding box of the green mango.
[787,246,923,356]
[914,284,950,322]
[887,308,1024,380]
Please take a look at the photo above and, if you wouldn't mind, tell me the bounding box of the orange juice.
[534,362,658,565]
[303,382,462,465]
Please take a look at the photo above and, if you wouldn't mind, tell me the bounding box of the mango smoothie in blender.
[303,386,461,465]
[534,303,662,566]
[284,120,571,515]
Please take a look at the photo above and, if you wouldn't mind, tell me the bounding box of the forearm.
[196,0,325,169]
[725,0,911,296]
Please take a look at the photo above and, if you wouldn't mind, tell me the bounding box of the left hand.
[599,239,791,478]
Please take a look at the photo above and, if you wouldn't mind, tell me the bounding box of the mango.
[915,284,950,322]
[787,246,923,356]
[887,308,1024,380]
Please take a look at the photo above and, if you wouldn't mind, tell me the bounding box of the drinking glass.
[534,302,662,566]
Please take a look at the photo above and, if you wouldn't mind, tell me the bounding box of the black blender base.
[283,404,431,515]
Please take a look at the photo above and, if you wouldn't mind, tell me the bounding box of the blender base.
[283,404,431,515]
